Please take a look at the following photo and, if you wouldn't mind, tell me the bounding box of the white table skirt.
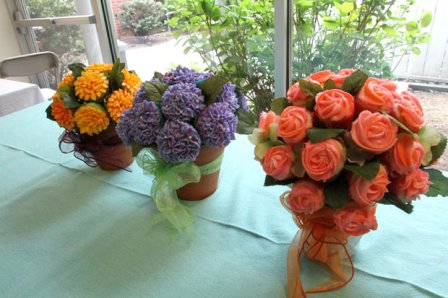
[0,78,47,116]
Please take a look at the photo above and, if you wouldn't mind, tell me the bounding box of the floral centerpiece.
[116,66,248,231]
[250,69,448,297]
[46,60,141,170]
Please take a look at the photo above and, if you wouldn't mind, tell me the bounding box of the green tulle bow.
[136,147,223,231]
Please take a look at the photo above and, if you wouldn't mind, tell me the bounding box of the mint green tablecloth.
[0,102,447,297]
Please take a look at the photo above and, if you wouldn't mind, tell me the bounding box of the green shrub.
[166,0,432,114]
[120,0,165,39]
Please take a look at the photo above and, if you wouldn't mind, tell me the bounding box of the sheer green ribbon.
[137,147,224,231]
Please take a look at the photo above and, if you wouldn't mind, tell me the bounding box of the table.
[0,102,447,297]
[0,78,46,116]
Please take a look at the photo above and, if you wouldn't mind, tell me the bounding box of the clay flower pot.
[176,146,224,201]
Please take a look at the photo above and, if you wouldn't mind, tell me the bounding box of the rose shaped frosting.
[392,91,425,133]
[278,106,313,144]
[308,70,334,84]
[385,133,425,176]
[329,69,355,88]
[263,145,296,180]
[334,205,378,236]
[288,179,325,214]
[315,89,355,128]
[258,111,279,138]
[349,164,390,206]
[350,110,398,154]
[389,169,431,201]
[287,82,311,107]
[302,139,346,182]
[356,78,396,113]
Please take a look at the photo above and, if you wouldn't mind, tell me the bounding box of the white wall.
[0,1,29,82]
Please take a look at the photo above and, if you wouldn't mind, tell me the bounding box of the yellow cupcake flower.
[51,93,74,131]
[74,71,109,101]
[74,103,110,136]
[106,89,133,122]
[122,69,142,94]
[58,73,75,89]
[84,63,113,72]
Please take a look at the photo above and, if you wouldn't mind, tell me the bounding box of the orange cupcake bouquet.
[250,69,448,296]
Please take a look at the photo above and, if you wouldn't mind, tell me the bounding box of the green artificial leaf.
[299,79,323,97]
[197,75,229,105]
[109,59,125,91]
[421,11,432,28]
[323,79,336,90]
[271,97,288,115]
[412,47,421,55]
[324,177,348,208]
[379,193,413,214]
[406,21,419,33]
[143,81,168,103]
[236,109,258,135]
[307,128,345,143]
[264,175,297,187]
[423,168,448,197]
[380,112,415,136]
[344,161,380,180]
[429,133,447,165]
[153,71,164,80]
[68,63,85,79]
[45,104,55,121]
[343,132,373,166]
[132,143,144,157]
[58,85,80,108]
[341,69,368,94]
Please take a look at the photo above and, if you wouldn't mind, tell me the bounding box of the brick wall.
[111,0,132,39]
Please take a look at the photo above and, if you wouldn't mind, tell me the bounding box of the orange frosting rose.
[287,82,311,107]
[350,110,398,154]
[349,164,390,206]
[315,89,355,128]
[302,139,346,182]
[329,69,355,88]
[356,78,396,113]
[308,70,334,84]
[389,169,431,201]
[278,106,313,144]
[334,205,378,236]
[392,91,425,133]
[288,179,325,214]
[385,133,425,176]
[258,111,279,138]
[263,145,296,180]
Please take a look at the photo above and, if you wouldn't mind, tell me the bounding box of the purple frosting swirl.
[116,108,136,146]
[132,101,163,146]
[160,83,205,121]
[197,102,238,147]
[162,66,212,85]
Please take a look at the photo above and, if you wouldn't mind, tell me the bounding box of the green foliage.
[26,0,85,55]
[307,128,345,143]
[120,0,165,38]
[166,0,432,114]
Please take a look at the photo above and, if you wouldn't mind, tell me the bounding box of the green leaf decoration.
[429,133,447,166]
[58,85,80,108]
[153,71,164,80]
[344,161,380,181]
[143,81,168,104]
[236,109,258,134]
[109,59,125,91]
[323,79,336,90]
[68,63,85,79]
[421,12,433,28]
[132,143,144,157]
[343,132,373,166]
[271,97,288,115]
[264,175,297,187]
[324,176,348,208]
[422,168,448,197]
[45,104,55,121]
[299,79,323,97]
[379,193,413,214]
[307,128,345,143]
[197,75,229,105]
[380,112,415,136]
[341,69,368,94]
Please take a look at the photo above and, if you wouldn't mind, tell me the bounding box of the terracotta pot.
[86,125,133,171]
[176,146,225,201]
